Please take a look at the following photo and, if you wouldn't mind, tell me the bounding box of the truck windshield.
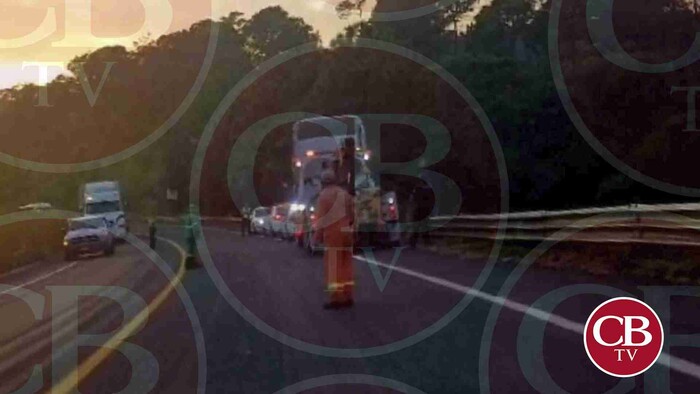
[69,218,103,230]
[254,208,270,217]
[85,201,120,214]
[85,183,118,194]
[296,122,333,140]
[296,117,355,141]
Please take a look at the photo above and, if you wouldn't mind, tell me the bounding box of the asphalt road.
[4,224,700,393]
[0,235,183,393]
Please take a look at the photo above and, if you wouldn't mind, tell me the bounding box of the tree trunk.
[453,19,458,54]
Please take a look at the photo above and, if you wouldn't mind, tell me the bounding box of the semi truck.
[287,115,401,254]
[79,181,129,240]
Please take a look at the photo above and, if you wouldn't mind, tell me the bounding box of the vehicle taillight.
[305,150,315,157]
[386,204,398,221]
[310,214,316,221]
[275,214,281,220]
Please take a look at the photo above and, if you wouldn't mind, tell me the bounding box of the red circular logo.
[584,297,664,377]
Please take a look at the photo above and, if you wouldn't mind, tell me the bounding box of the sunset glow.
[0,0,360,88]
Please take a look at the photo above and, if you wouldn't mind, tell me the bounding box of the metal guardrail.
[154,216,242,224]
[429,203,700,247]
[147,202,700,248]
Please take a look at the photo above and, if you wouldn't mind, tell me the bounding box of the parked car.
[63,216,115,261]
[250,206,271,234]
[270,204,294,240]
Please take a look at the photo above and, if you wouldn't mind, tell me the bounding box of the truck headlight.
[290,204,306,212]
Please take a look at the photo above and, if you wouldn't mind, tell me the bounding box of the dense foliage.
[0,1,692,216]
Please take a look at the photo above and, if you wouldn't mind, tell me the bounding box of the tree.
[242,6,321,63]
[220,11,247,33]
[443,1,477,36]
[468,0,537,54]
[336,0,368,19]
[443,0,478,50]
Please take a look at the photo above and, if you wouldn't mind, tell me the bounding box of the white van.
[80,181,128,240]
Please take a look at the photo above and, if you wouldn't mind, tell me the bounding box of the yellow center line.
[51,237,187,394]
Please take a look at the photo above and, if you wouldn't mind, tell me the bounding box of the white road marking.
[354,254,700,381]
[0,260,43,280]
[0,261,78,296]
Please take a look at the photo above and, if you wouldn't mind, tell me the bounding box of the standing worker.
[409,182,434,249]
[314,169,355,309]
[336,137,356,196]
[183,204,200,268]
[148,218,157,249]
[241,205,251,237]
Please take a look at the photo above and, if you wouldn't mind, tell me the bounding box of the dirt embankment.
[0,220,65,274]
[431,238,700,285]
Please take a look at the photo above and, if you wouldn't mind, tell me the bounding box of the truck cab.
[290,115,401,252]
[80,181,128,240]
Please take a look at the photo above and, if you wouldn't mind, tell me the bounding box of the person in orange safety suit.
[314,169,355,309]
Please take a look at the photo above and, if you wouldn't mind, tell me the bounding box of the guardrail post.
[636,210,643,240]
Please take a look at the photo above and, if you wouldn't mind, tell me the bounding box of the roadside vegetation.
[0,220,64,274]
[0,0,695,217]
[430,236,700,285]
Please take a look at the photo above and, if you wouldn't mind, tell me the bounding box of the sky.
[0,0,366,89]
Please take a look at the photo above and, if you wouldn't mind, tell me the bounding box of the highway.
[2,223,700,393]
[0,234,194,393]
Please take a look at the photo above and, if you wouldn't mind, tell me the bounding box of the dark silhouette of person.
[241,205,251,237]
[148,219,157,249]
[409,183,434,248]
[336,137,355,196]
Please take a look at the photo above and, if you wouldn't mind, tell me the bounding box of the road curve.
[82,225,700,393]
[0,236,187,393]
[6,224,700,393]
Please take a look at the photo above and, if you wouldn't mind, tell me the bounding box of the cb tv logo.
[584,297,664,378]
